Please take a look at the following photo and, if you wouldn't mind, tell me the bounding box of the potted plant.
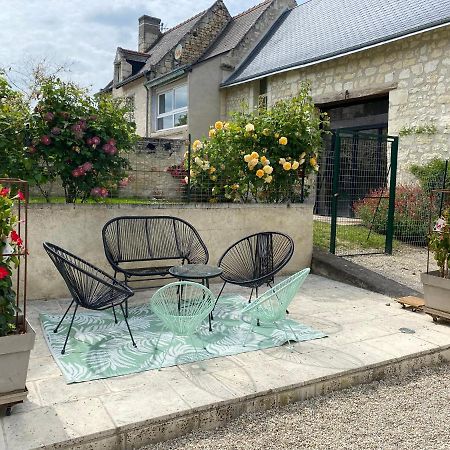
[421,206,450,313]
[0,182,35,413]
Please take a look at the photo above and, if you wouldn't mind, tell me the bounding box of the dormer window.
[114,63,121,84]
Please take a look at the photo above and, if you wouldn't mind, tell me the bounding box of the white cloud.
[0,0,258,92]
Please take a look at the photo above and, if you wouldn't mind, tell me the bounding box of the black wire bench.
[102,215,209,295]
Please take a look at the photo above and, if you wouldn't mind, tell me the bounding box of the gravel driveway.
[143,363,450,450]
[345,245,437,294]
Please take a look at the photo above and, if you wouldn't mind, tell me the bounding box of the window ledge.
[150,125,188,139]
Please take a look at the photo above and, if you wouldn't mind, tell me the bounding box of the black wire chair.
[216,232,294,303]
[43,242,136,355]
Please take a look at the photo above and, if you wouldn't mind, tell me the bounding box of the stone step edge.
[44,344,450,450]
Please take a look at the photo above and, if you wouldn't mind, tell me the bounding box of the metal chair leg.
[211,281,227,323]
[61,304,78,355]
[54,300,74,333]
[112,304,118,324]
[120,303,136,348]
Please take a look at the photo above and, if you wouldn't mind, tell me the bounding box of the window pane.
[157,115,174,130]
[174,112,188,127]
[158,92,172,114]
[174,85,188,109]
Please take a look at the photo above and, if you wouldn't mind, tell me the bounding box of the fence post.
[187,134,191,203]
[329,132,341,254]
[385,137,398,254]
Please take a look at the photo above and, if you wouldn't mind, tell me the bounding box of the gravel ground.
[142,364,450,450]
[345,246,437,293]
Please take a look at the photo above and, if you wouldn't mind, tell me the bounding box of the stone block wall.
[224,27,450,182]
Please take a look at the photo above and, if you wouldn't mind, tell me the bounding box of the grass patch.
[29,196,183,205]
[314,221,400,252]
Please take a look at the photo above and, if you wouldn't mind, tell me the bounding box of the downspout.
[144,71,152,137]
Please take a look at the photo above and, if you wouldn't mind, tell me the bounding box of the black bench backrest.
[102,216,208,265]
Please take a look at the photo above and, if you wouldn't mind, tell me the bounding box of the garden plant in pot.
[0,183,35,415]
[421,206,450,316]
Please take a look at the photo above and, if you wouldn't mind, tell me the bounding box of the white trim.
[156,84,188,131]
[223,22,450,88]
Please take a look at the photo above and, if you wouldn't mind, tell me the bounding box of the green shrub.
[354,185,431,245]
[410,158,449,192]
[24,76,137,203]
[188,82,329,203]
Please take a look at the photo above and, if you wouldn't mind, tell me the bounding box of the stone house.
[105,0,295,141]
[221,0,450,181]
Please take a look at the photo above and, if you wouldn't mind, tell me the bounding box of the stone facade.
[223,27,450,181]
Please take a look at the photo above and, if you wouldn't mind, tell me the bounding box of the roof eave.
[222,19,450,88]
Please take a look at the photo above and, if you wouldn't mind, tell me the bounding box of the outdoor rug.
[40,295,327,383]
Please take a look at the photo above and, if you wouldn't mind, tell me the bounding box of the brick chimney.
[138,15,162,53]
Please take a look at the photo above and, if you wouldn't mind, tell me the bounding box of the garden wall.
[26,203,312,300]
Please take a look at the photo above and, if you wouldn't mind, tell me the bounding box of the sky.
[0,0,259,93]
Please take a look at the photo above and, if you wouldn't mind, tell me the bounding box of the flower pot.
[421,271,450,313]
[0,321,35,397]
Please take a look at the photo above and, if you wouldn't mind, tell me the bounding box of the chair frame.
[43,242,136,355]
[216,231,294,303]
[241,268,310,351]
[150,281,215,370]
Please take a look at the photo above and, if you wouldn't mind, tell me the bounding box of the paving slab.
[1,274,450,450]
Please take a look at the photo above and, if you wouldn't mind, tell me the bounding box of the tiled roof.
[223,0,450,86]
[200,0,273,61]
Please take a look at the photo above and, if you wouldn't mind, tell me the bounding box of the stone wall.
[224,27,450,182]
[26,203,313,299]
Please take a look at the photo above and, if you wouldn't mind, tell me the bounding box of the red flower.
[0,266,9,280]
[40,135,52,145]
[10,230,23,247]
[15,191,25,201]
[0,187,10,197]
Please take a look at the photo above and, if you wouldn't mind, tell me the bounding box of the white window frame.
[156,84,188,131]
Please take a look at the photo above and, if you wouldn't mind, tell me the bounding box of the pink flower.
[118,177,129,187]
[100,188,108,198]
[86,137,93,146]
[40,135,52,145]
[91,187,108,198]
[102,143,117,155]
[81,162,93,172]
[51,127,61,135]
[44,112,54,122]
[28,145,37,154]
[78,120,87,130]
[91,136,101,145]
[71,168,85,177]
[15,191,25,201]
[107,138,116,146]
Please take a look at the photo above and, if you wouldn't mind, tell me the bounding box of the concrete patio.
[1,274,450,450]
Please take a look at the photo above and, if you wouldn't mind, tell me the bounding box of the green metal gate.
[314,130,399,256]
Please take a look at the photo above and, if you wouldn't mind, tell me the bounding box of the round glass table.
[169,264,223,331]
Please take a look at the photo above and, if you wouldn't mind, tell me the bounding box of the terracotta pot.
[421,270,450,313]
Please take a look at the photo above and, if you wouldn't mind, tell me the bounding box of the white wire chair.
[241,268,310,351]
[150,281,215,370]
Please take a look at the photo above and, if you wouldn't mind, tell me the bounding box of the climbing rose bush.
[188,83,328,202]
[25,76,137,203]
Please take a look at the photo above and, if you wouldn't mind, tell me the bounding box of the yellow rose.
[192,139,203,150]
[250,151,259,159]
[314,164,320,172]
[245,123,255,133]
[231,184,239,190]
[209,167,216,173]
[292,161,299,170]
[214,121,224,130]
[183,151,189,159]
[194,156,202,166]
[283,162,292,171]
[209,129,216,138]
[210,175,217,181]
[279,158,286,165]
[243,154,252,162]
[256,169,264,178]
[224,122,230,130]
[275,133,280,138]
[279,136,288,145]
[299,158,305,165]
[260,156,267,164]
[310,157,317,167]
[263,165,273,174]
[262,128,270,136]
[299,152,306,160]
[264,175,273,183]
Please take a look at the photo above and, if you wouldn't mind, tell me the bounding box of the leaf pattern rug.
[40,296,326,383]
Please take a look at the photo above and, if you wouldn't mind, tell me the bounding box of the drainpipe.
[144,71,152,137]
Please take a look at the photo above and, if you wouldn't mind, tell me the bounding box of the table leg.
[204,278,213,332]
